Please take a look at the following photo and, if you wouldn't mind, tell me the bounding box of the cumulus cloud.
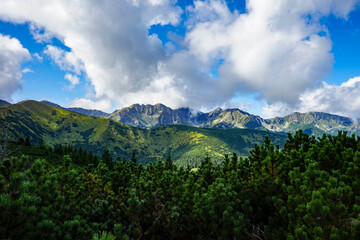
[185,0,343,103]
[22,68,34,74]
[0,0,359,113]
[0,0,184,109]
[29,23,56,43]
[119,63,187,107]
[262,77,360,119]
[33,53,43,61]
[69,98,111,111]
[0,34,30,101]
[262,101,295,119]
[44,45,84,75]
[64,73,80,89]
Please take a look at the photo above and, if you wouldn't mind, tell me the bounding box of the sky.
[0,0,360,119]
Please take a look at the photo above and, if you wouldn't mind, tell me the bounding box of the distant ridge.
[41,100,110,118]
[67,107,110,118]
[41,100,63,109]
[0,99,11,105]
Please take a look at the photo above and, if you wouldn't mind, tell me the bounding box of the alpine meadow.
[1,0,360,239]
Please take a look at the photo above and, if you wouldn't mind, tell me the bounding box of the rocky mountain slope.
[108,103,356,136]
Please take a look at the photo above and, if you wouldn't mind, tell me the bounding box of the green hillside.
[0,100,286,166]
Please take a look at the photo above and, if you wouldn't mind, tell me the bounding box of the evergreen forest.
[2,131,360,239]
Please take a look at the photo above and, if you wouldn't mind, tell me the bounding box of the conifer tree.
[101,149,113,170]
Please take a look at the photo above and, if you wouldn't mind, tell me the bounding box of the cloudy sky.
[0,0,359,118]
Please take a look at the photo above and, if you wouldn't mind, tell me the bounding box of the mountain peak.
[154,103,166,108]
[129,103,141,108]
[210,107,222,113]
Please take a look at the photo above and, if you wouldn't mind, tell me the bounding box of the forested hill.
[0,100,286,167]
[2,130,360,239]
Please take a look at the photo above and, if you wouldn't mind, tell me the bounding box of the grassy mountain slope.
[0,100,286,166]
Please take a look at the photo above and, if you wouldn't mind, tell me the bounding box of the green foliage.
[92,231,116,240]
[2,130,360,239]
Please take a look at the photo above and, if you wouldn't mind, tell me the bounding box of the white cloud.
[0,34,31,101]
[119,64,187,107]
[29,23,56,43]
[64,73,80,89]
[262,101,295,118]
[0,0,183,110]
[69,98,111,111]
[185,0,341,104]
[0,0,359,112]
[22,68,33,74]
[262,76,360,119]
[44,45,84,75]
[33,53,43,61]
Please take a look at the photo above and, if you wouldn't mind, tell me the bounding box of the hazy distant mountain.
[108,103,357,136]
[67,107,110,118]
[41,100,64,109]
[41,100,109,118]
[108,103,208,128]
[0,99,11,105]
[263,112,354,136]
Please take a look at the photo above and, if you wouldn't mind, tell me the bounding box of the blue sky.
[322,11,360,84]
[0,0,360,118]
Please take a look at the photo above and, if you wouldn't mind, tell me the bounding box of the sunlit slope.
[0,100,287,166]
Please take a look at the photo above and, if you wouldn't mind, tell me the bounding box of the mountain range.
[0,100,287,166]
[2,99,359,166]
[37,100,357,136]
[107,103,357,136]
